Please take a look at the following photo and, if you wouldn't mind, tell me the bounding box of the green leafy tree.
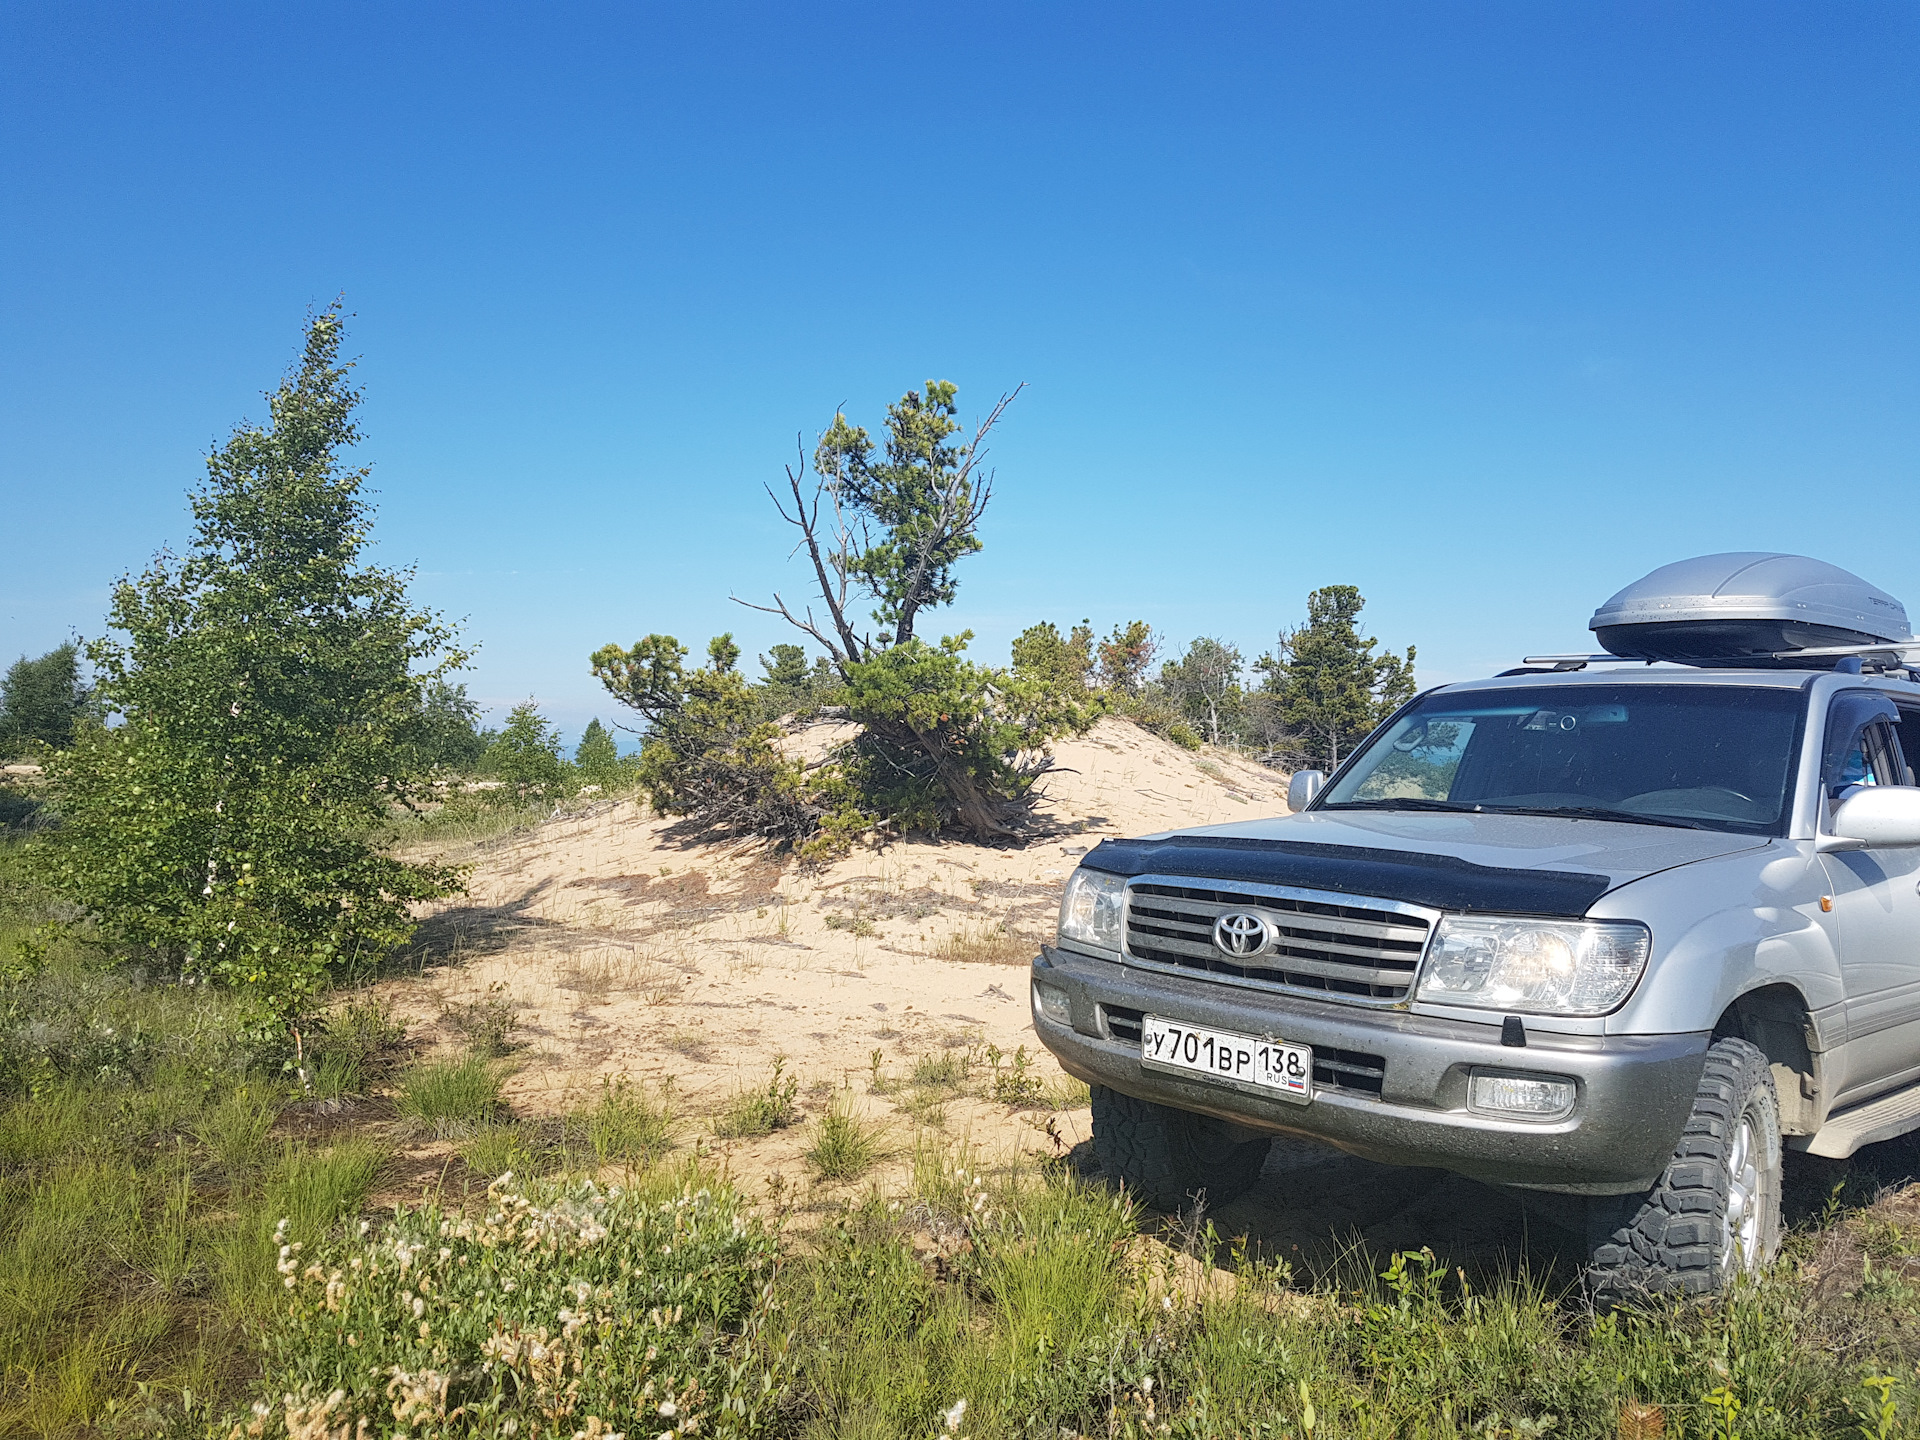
[0,643,90,756]
[574,718,626,785]
[1162,637,1245,746]
[44,306,464,1013]
[481,701,574,803]
[408,679,488,772]
[1257,585,1416,770]
[591,634,823,844]
[748,380,1095,838]
[1094,621,1158,695]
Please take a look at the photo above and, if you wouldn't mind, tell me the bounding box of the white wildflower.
[657,1401,677,1418]
[944,1398,968,1431]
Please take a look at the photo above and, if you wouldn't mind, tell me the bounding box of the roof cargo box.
[1589,553,1911,668]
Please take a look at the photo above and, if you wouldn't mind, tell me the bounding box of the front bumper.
[1034,945,1709,1194]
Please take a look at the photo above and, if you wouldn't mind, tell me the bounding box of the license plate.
[1141,1015,1312,1103]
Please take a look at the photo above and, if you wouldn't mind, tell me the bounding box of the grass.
[458,1120,543,1178]
[18,839,1920,1438]
[439,980,519,1056]
[805,1101,882,1181]
[393,1053,505,1136]
[566,1076,674,1168]
[714,1055,800,1138]
[934,922,1032,965]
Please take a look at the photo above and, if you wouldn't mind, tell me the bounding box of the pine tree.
[1257,586,1415,770]
[45,306,464,1012]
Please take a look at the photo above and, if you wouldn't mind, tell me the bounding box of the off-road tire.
[1090,1084,1272,1211]
[1587,1037,1782,1307]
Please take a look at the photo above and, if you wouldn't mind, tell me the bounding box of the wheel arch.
[1712,982,1823,1135]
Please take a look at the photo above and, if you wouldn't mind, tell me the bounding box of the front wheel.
[1588,1037,1782,1306]
[1090,1085,1272,1211]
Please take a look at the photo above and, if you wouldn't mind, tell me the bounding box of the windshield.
[1318,682,1806,835]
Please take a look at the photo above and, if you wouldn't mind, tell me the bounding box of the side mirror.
[1825,787,1920,850]
[1287,770,1327,812]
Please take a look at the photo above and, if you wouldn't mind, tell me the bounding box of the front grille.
[1125,882,1430,1003]
[1101,1005,1384,1098]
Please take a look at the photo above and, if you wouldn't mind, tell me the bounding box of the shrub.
[837,634,1099,838]
[593,634,827,847]
[237,1174,790,1439]
[805,1102,880,1182]
[714,1057,799,1138]
[567,1076,673,1169]
[394,1055,503,1137]
[440,982,518,1057]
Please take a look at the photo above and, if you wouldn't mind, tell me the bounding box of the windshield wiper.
[1476,804,1713,831]
[1319,798,1483,813]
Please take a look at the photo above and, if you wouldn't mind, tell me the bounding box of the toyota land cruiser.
[1032,553,1920,1300]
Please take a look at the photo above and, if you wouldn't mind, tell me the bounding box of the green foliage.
[0,643,89,757]
[394,1053,504,1136]
[42,307,464,1014]
[814,381,985,644]
[1160,635,1246,746]
[759,642,810,690]
[757,643,839,720]
[592,633,825,846]
[1011,619,1095,696]
[479,699,575,803]
[839,633,1100,838]
[407,679,489,772]
[805,1100,881,1181]
[242,1173,789,1440]
[1095,620,1158,695]
[1258,583,1417,770]
[714,1056,800,1138]
[572,717,627,785]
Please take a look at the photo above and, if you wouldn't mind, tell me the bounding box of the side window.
[1823,692,1907,796]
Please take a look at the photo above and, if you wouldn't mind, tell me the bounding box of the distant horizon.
[6,4,1914,745]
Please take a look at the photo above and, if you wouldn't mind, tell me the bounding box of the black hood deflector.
[1082,834,1611,918]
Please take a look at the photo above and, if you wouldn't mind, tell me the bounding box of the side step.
[1806,1082,1920,1158]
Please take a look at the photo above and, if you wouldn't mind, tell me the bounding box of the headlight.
[1416,916,1649,1016]
[1057,868,1125,952]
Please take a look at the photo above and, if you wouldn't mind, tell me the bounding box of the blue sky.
[4,4,1915,743]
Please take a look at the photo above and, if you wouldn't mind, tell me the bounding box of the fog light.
[1032,981,1071,1023]
[1469,1070,1575,1118]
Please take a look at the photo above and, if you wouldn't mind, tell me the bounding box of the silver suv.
[1032,554,1920,1301]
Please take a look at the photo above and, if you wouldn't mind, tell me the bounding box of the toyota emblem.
[1212,911,1269,957]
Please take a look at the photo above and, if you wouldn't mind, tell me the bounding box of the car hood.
[1084,810,1771,918]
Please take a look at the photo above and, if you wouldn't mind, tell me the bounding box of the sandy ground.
[378,720,1284,1199]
